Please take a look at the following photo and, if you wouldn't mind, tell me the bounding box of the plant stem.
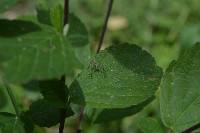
[59,108,67,133]
[59,0,70,132]
[5,84,20,117]
[97,0,114,53]
[63,0,69,25]
[182,123,200,133]
[76,107,84,133]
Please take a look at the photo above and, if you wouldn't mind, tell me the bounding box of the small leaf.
[67,14,91,67]
[29,99,74,127]
[35,0,63,25]
[70,44,162,108]
[67,14,89,47]
[0,24,82,84]
[87,96,154,123]
[29,99,60,127]
[39,79,69,108]
[160,43,200,132]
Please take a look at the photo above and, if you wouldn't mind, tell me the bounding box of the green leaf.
[0,88,7,109]
[0,24,82,84]
[160,43,200,132]
[135,117,166,133]
[86,96,154,123]
[0,19,41,37]
[67,14,91,67]
[0,112,29,133]
[35,0,63,25]
[28,99,60,127]
[36,2,90,67]
[0,0,19,13]
[29,99,74,127]
[67,14,89,47]
[39,79,69,108]
[70,44,162,108]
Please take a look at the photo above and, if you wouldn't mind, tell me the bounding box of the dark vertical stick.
[76,107,84,133]
[63,0,69,25]
[59,1,70,133]
[97,0,114,53]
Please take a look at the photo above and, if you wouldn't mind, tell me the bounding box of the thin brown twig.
[59,0,70,132]
[182,123,200,133]
[76,107,84,133]
[97,0,114,53]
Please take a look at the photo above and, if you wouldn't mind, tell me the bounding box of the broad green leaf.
[0,24,82,84]
[28,99,60,127]
[135,117,166,133]
[0,19,41,37]
[0,112,28,133]
[70,44,162,108]
[67,14,91,67]
[39,79,69,108]
[160,43,200,132]
[0,0,19,13]
[86,96,154,123]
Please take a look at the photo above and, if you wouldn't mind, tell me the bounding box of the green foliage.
[86,96,154,123]
[1,0,200,133]
[39,79,69,108]
[0,23,81,84]
[28,99,61,127]
[160,43,200,132]
[70,44,162,108]
[0,0,19,13]
[0,112,32,133]
[135,116,166,133]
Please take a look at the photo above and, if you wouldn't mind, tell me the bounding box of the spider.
[88,59,106,78]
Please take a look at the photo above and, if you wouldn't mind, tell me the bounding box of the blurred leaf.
[0,24,82,84]
[39,79,69,108]
[0,87,7,109]
[135,116,166,133]
[50,5,64,33]
[87,96,154,123]
[29,99,73,127]
[70,44,162,108]
[160,43,200,132]
[0,19,41,37]
[0,0,19,13]
[67,14,91,67]
[180,24,200,49]
[28,99,60,127]
[35,0,63,25]
[0,112,32,133]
